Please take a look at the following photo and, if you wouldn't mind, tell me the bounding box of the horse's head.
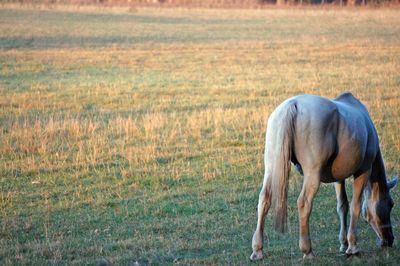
[362,176,398,247]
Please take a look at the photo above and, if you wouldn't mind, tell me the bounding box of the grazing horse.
[250,92,397,260]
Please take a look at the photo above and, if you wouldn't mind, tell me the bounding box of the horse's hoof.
[339,244,348,253]
[345,246,360,257]
[346,252,361,258]
[303,252,315,259]
[250,250,263,261]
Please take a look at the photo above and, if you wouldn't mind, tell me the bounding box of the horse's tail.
[268,101,297,234]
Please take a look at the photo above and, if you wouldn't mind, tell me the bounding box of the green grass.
[1,6,400,265]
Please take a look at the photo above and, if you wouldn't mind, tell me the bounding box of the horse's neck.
[369,149,389,200]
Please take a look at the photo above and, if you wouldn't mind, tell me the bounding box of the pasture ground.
[0,6,400,265]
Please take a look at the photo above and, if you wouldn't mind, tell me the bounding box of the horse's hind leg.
[335,180,349,253]
[297,172,320,258]
[346,170,369,255]
[250,173,272,261]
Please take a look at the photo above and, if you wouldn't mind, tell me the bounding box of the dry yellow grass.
[1,43,399,174]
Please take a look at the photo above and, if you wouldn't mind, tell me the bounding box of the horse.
[250,92,398,260]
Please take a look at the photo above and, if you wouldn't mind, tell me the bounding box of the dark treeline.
[2,0,399,6]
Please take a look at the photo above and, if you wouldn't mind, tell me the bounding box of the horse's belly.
[330,152,363,180]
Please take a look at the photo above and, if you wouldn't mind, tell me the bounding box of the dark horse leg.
[335,180,349,253]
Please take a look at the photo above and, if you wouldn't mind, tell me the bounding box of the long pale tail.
[267,101,297,233]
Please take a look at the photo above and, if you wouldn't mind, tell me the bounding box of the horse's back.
[273,93,379,182]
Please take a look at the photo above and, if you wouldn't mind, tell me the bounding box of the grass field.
[0,6,400,265]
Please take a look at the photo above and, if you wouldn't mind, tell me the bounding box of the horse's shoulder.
[334,92,377,140]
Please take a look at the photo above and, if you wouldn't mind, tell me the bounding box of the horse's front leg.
[335,180,349,253]
[346,170,369,255]
[297,174,320,258]
[250,173,272,261]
